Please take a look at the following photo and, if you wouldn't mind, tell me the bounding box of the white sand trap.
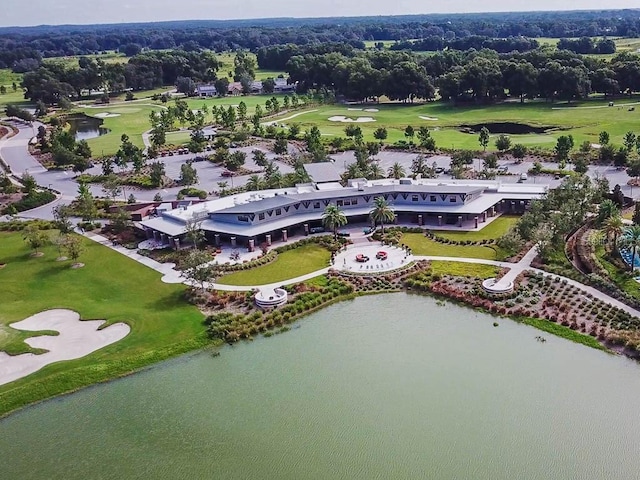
[419,116,439,121]
[364,108,379,112]
[261,109,319,126]
[0,309,130,386]
[590,143,602,149]
[347,108,363,111]
[328,116,376,123]
[93,112,120,118]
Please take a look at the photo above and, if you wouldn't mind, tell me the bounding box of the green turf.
[269,97,640,150]
[401,233,499,260]
[435,215,518,242]
[521,317,607,351]
[430,260,498,278]
[79,93,295,156]
[0,231,207,417]
[217,244,331,286]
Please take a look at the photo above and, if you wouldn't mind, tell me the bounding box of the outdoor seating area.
[336,245,410,273]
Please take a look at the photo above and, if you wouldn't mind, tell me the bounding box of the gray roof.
[214,184,484,216]
[304,162,342,184]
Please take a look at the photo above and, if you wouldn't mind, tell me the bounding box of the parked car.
[435,167,445,174]
[309,226,325,234]
[337,231,351,238]
[221,170,234,177]
[497,165,508,173]
[519,172,528,181]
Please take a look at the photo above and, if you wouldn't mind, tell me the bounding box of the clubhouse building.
[140,175,547,250]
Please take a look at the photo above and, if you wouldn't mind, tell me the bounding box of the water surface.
[2,294,640,479]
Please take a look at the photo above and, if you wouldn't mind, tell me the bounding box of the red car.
[221,170,234,177]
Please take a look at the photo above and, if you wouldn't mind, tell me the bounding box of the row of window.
[239,195,461,222]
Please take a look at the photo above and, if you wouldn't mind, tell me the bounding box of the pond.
[2,293,640,479]
[459,122,560,135]
[66,114,109,141]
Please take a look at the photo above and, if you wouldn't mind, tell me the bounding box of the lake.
[2,293,640,479]
[66,114,109,141]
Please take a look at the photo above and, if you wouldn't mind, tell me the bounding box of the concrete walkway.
[81,233,640,319]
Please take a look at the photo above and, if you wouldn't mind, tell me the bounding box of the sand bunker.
[0,309,130,386]
[328,116,376,123]
[364,108,379,112]
[419,116,438,121]
[347,108,363,111]
[93,112,121,118]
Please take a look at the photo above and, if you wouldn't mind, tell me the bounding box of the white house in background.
[274,77,296,92]
[196,85,217,97]
[140,174,547,250]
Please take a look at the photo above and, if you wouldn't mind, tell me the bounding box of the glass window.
[412,195,419,202]
[258,213,265,220]
[276,208,282,215]
[430,195,437,202]
[449,196,456,203]
[314,202,321,209]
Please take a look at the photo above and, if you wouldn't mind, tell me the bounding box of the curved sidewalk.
[83,232,640,319]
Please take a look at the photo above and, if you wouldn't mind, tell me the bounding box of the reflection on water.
[66,114,109,141]
[2,293,640,480]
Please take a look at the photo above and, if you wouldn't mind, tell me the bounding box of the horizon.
[1,1,639,29]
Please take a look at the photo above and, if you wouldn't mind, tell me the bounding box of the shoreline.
[0,279,623,419]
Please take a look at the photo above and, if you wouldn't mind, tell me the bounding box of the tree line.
[1,9,639,67]
[282,48,640,103]
[21,50,221,104]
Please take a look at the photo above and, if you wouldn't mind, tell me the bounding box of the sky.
[1,0,639,27]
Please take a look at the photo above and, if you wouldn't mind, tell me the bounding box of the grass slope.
[271,98,640,150]
[0,232,206,417]
[218,244,330,286]
[401,233,499,260]
[430,261,498,278]
[435,215,518,242]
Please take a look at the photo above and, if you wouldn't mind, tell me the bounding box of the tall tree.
[478,127,490,152]
[322,204,347,240]
[369,196,396,233]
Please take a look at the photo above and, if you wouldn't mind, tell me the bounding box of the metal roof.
[303,162,342,183]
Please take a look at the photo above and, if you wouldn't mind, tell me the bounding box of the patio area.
[334,244,411,273]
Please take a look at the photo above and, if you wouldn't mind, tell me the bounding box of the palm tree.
[369,196,396,234]
[322,205,347,240]
[597,199,619,225]
[245,174,264,191]
[388,162,405,179]
[604,215,624,250]
[621,224,640,272]
[368,163,385,180]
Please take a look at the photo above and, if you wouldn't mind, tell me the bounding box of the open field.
[218,244,330,286]
[436,215,518,242]
[271,97,640,150]
[43,51,130,69]
[80,93,293,155]
[0,231,206,416]
[0,69,25,107]
[80,103,160,154]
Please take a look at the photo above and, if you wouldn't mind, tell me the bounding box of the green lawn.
[0,69,26,107]
[79,93,296,156]
[436,215,518,242]
[0,231,207,417]
[401,233,500,260]
[218,244,331,286]
[430,260,498,278]
[269,97,640,151]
